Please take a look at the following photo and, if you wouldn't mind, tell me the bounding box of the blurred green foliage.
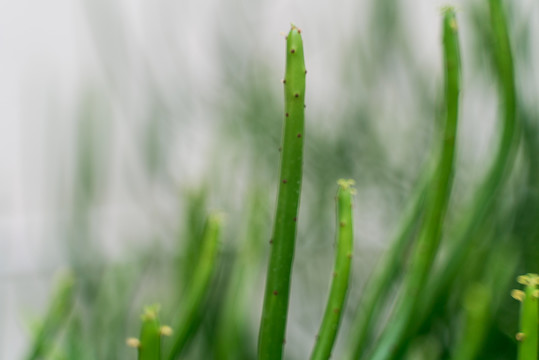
[21,0,539,359]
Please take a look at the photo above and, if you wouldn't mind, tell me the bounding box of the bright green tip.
[209,212,226,225]
[337,179,356,193]
[441,5,456,13]
[141,304,161,321]
[288,24,302,37]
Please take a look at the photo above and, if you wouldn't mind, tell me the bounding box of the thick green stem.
[369,8,461,360]
[258,24,306,360]
[128,305,172,360]
[311,180,355,360]
[512,274,539,360]
[167,213,223,359]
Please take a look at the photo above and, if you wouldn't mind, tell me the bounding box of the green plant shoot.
[451,284,491,360]
[258,24,306,360]
[311,179,355,360]
[412,0,519,343]
[167,212,223,359]
[127,305,173,360]
[369,7,461,360]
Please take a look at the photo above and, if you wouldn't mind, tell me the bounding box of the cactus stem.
[310,180,355,360]
[258,24,306,360]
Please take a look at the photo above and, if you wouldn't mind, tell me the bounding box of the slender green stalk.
[258,24,306,360]
[127,305,172,360]
[179,186,209,288]
[311,180,355,360]
[167,213,223,359]
[410,0,519,348]
[451,284,491,360]
[25,272,76,360]
[512,274,539,360]
[369,8,461,360]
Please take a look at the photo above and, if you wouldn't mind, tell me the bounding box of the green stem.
[132,305,172,360]
[167,213,223,359]
[512,274,539,360]
[451,284,491,360]
[411,0,519,347]
[258,24,306,360]
[369,8,461,360]
[311,180,355,360]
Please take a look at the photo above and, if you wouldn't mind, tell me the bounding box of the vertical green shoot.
[311,180,355,360]
[258,24,306,360]
[127,305,172,360]
[167,213,223,359]
[413,0,519,345]
[512,274,539,360]
[451,284,491,360]
[369,7,461,360]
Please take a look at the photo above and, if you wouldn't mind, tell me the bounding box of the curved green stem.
[258,24,306,360]
[411,0,519,348]
[311,180,355,360]
[512,274,539,360]
[167,213,223,359]
[369,8,461,360]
